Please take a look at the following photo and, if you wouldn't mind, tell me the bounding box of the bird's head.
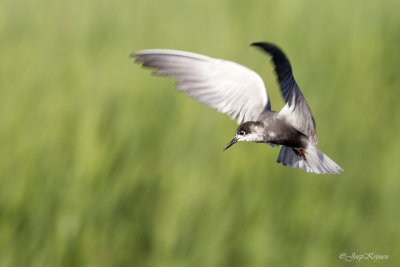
[223,121,265,151]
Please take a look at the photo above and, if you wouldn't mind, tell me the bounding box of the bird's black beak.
[223,137,238,151]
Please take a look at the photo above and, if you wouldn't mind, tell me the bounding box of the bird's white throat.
[239,132,265,142]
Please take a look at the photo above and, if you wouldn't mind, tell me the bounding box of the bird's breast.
[265,122,308,148]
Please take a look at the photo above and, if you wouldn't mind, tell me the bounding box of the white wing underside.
[132,49,270,124]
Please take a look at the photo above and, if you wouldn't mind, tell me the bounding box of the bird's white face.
[223,123,265,151]
[236,131,265,142]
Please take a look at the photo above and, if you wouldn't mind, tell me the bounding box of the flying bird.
[131,42,343,174]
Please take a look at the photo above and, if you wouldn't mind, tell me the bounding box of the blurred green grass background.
[1,0,399,266]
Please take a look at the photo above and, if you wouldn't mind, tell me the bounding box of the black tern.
[131,42,343,174]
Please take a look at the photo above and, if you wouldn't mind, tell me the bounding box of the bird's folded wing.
[252,42,318,145]
[131,49,270,124]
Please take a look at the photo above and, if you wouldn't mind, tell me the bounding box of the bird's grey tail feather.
[277,145,343,174]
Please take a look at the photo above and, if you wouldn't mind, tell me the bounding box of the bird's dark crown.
[236,121,263,135]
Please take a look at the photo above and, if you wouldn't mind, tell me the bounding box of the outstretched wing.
[131,49,270,124]
[252,42,318,145]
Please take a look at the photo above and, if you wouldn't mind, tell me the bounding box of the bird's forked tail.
[277,145,343,174]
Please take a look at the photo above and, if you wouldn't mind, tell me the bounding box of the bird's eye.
[239,131,245,135]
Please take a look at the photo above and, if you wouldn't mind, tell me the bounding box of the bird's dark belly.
[272,136,305,148]
[268,124,308,148]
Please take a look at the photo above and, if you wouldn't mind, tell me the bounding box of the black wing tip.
[251,41,292,73]
[251,41,296,96]
[251,42,286,58]
[251,41,276,48]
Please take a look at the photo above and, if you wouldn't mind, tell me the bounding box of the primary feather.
[131,49,270,124]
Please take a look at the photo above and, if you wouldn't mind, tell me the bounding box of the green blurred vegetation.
[0,0,399,266]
